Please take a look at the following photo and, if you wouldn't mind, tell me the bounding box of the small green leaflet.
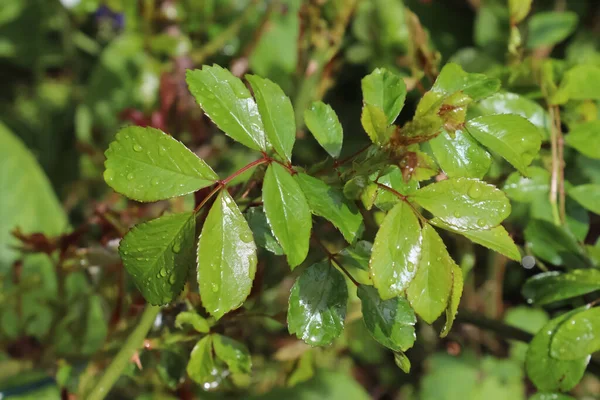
[295,173,364,243]
[337,241,372,285]
[526,11,578,49]
[428,129,492,179]
[374,166,418,211]
[263,163,312,268]
[361,103,393,145]
[361,68,407,125]
[524,219,586,266]
[369,201,422,300]
[429,63,500,101]
[394,351,411,373]
[186,65,267,151]
[197,191,257,320]
[304,101,343,158]
[525,309,589,392]
[568,184,600,214]
[104,126,218,202]
[503,167,549,203]
[119,212,196,305]
[407,225,453,324]
[551,307,600,360]
[288,262,348,346]
[523,270,600,306]
[509,0,532,24]
[552,65,600,104]
[565,121,600,159]
[466,114,541,176]
[411,178,511,230]
[357,285,416,352]
[430,218,520,261]
[245,207,283,255]
[213,334,252,374]
[440,263,463,337]
[175,311,210,333]
[246,74,295,162]
[187,336,224,387]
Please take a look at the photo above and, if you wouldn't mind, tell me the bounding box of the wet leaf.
[551,307,600,360]
[373,166,419,211]
[466,114,541,176]
[524,219,586,266]
[429,62,500,101]
[394,351,411,373]
[525,309,589,392]
[568,184,600,214]
[245,207,283,255]
[361,103,393,145]
[337,241,373,285]
[523,270,600,306]
[213,334,252,374]
[526,11,578,49]
[197,191,257,319]
[186,65,267,151]
[412,177,511,230]
[357,285,416,351]
[565,121,600,159]
[104,126,218,202]
[552,65,600,104]
[441,263,463,337]
[119,212,196,305]
[295,173,364,243]
[263,163,312,268]
[503,167,549,203]
[187,336,224,388]
[407,225,453,324]
[429,129,491,179]
[246,74,295,161]
[369,201,422,300]
[175,311,210,333]
[288,262,348,346]
[304,101,343,158]
[361,68,407,125]
[430,218,520,261]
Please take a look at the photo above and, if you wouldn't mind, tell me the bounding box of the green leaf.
[213,334,252,374]
[568,184,600,214]
[551,307,600,360]
[287,262,348,346]
[430,62,500,101]
[361,68,407,125]
[197,191,257,319]
[526,11,578,49]
[361,103,393,145]
[523,270,600,306]
[295,173,364,243]
[104,126,218,202]
[304,101,343,158]
[373,166,419,211]
[337,241,373,285]
[412,178,511,230]
[474,92,551,141]
[503,167,550,203]
[524,219,586,266]
[525,309,589,392]
[263,163,312,268]
[175,311,210,333]
[429,129,492,179]
[246,74,295,161]
[186,65,267,151]
[529,393,575,400]
[369,201,422,300]
[565,121,600,159]
[430,218,521,261]
[509,0,532,24]
[441,263,463,337]
[552,65,600,104]
[466,114,542,176]
[394,351,411,373]
[187,336,223,387]
[357,285,416,352]
[119,212,196,305]
[407,225,454,324]
[245,207,283,255]
[0,122,68,271]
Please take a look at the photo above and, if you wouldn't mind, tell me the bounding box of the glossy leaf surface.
[175,311,210,333]
[374,167,419,211]
[525,309,589,392]
[245,207,283,255]
[187,336,222,387]
[407,225,453,324]
[361,68,406,125]
[119,212,196,305]
[197,191,257,319]
[295,173,363,243]
[358,285,416,351]
[361,103,392,145]
[523,270,600,306]
[429,62,500,101]
[466,114,541,175]
[186,65,267,151]
[429,129,491,179]
[104,126,218,202]
[441,263,463,337]
[551,307,600,360]
[369,201,422,300]
[246,74,295,161]
[526,11,578,49]
[213,334,252,374]
[304,101,343,158]
[288,262,347,346]
[263,163,311,268]
[337,241,372,285]
[524,219,586,266]
[412,178,511,230]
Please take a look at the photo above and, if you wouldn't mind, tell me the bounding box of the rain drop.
[169,275,176,284]
[468,184,482,199]
[476,218,486,227]
[453,211,461,218]
[211,283,219,292]
[133,144,143,152]
[240,232,253,243]
[172,243,181,253]
[127,173,134,181]
[160,268,167,277]
[151,177,160,186]
[104,168,115,182]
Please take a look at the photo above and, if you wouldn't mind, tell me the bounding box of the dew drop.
[160,268,167,277]
[476,218,486,227]
[133,144,143,152]
[248,253,257,266]
[240,232,253,243]
[158,145,167,155]
[127,173,134,181]
[151,177,160,186]
[453,211,461,218]
[172,243,181,253]
[169,275,176,284]
[468,184,482,199]
[104,168,115,182]
[211,283,219,292]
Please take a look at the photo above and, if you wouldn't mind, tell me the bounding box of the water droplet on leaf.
[133,144,143,152]
[160,268,167,277]
[127,173,134,181]
[476,218,486,227]
[211,283,219,292]
[172,243,181,253]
